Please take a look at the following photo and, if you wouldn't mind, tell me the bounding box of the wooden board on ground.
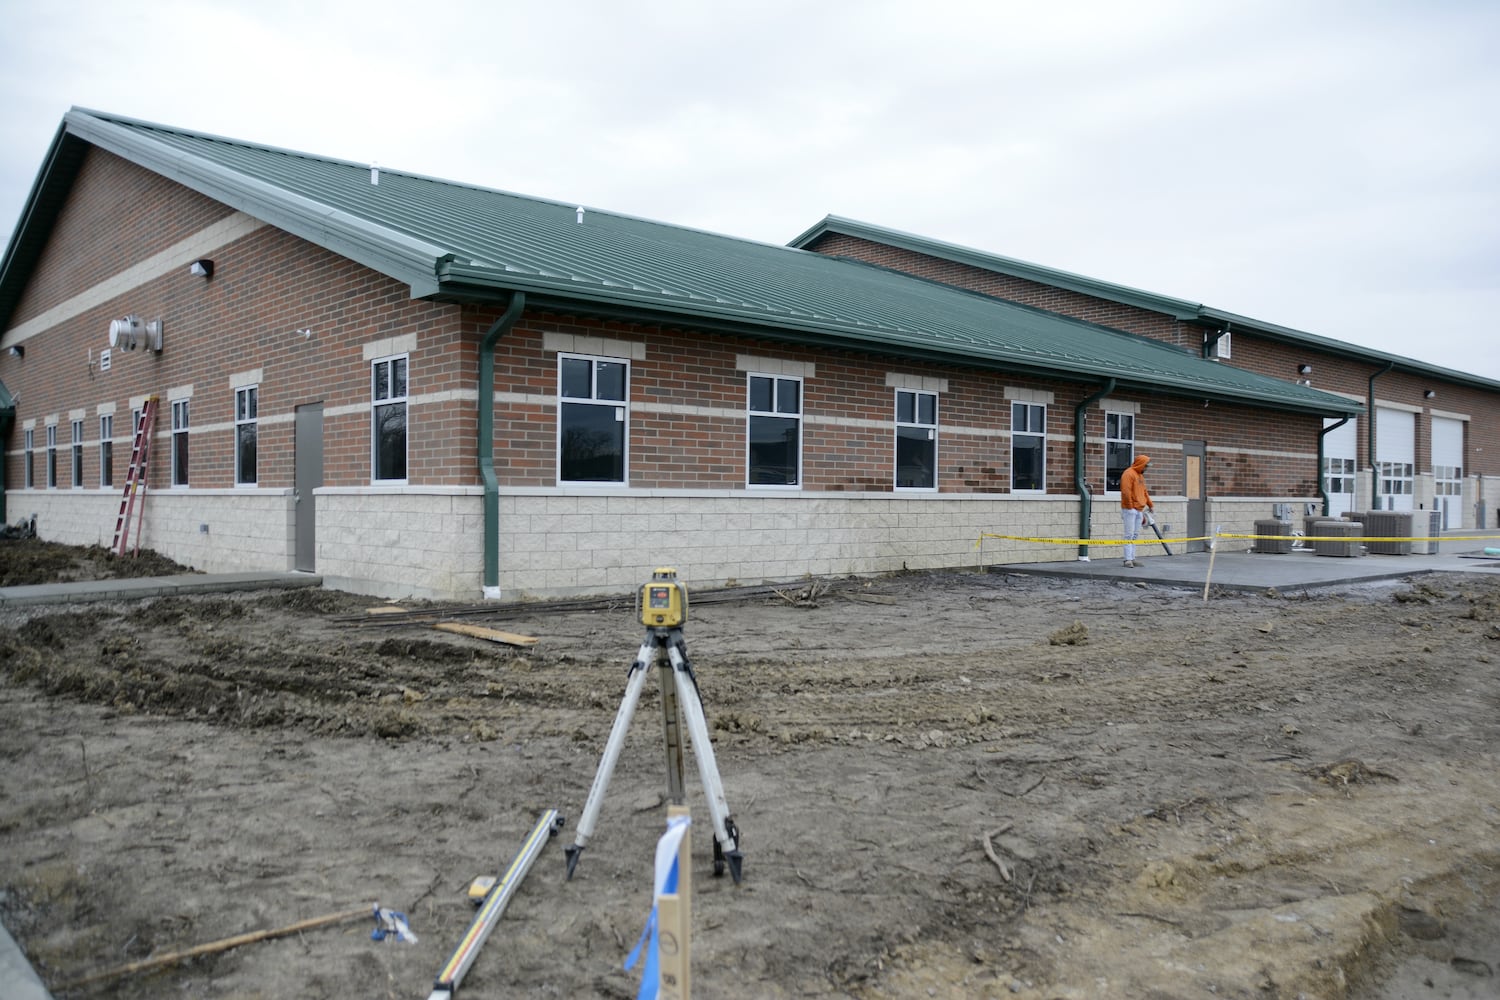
[433,621,539,647]
[365,605,407,614]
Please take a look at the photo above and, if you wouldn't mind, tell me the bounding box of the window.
[235,386,258,486]
[1011,403,1046,492]
[46,425,57,489]
[100,415,113,487]
[1434,464,1464,498]
[372,356,407,482]
[747,374,801,486]
[558,354,627,483]
[24,428,34,489]
[71,420,84,488]
[1105,412,1135,492]
[895,389,937,490]
[1378,460,1413,498]
[171,399,190,486]
[1322,456,1355,495]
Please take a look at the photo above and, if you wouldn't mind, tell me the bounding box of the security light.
[189,259,214,278]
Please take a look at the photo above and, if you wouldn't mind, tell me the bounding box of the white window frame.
[371,354,408,484]
[46,424,57,489]
[1011,402,1047,493]
[1377,460,1414,499]
[746,373,803,488]
[235,385,259,486]
[24,428,34,489]
[894,389,938,492]
[171,399,190,487]
[1105,411,1135,494]
[100,415,114,488]
[70,419,84,489]
[556,353,630,486]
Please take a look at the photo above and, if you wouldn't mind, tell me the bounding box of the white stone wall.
[12,484,1392,600]
[315,487,485,599]
[6,486,295,571]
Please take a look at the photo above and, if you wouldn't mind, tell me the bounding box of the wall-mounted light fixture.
[294,328,313,340]
[189,259,214,278]
[1424,389,1436,399]
[1297,364,1312,376]
[7,345,22,359]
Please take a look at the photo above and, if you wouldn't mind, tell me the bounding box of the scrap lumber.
[432,621,539,647]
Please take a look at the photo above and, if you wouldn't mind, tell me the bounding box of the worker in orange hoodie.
[1119,454,1153,568]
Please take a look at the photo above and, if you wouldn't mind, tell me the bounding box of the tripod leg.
[666,637,744,883]
[659,660,687,805]
[565,639,654,880]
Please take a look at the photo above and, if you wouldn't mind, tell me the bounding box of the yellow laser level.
[640,567,688,628]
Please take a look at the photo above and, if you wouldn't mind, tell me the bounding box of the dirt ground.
[2,539,1498,1000]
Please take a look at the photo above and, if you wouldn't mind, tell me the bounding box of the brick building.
[1,109,1494,599]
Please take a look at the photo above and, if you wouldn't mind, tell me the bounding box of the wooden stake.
[57,905,370,991]
[658,805,692,1000]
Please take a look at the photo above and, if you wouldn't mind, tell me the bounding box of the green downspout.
[1368,361,1393,510]
[1075,378,1116,560]
[478,292,526,599]
[1318,416,1350,516]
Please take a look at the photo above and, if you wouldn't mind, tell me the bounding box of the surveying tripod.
[565,569,744,884]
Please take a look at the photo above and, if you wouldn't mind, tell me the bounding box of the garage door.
[1322,418,1357,516]
[1376,407,1415,512]
[1431,416,1464,529]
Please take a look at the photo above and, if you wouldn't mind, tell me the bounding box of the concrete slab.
[988,544,1500,594]
[0,921,53,1000]
[0,572,323,608]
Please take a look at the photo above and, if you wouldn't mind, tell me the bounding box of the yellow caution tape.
[977,531,1500,549]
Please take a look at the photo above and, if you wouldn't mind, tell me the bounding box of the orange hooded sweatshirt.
[1120,454,1153,511]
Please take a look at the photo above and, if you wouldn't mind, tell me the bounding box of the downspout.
[1317,415,1350,516]
[1368,361,1394,510]
[1074,378,1116,560]
[478,292,526,599]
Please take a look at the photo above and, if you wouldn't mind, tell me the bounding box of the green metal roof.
[0,108,1362,416]
[794,215,1500,394]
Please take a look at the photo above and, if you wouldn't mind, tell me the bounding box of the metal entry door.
[1183,440,1206,553]
[294,403,323,572]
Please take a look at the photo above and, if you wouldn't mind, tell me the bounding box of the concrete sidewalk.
[990,540,1500,593]
[0,923,52,1000]
[0,571,322,608]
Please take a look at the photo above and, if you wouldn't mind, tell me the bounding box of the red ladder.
[112,396,159,556]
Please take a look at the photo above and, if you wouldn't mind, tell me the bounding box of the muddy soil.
[0,539,192,587]
[2,541,1498,999]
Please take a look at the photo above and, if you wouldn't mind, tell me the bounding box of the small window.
[895,389,937,490]
[46,425,57,489]
[558,354,628,483]
[171,399,190,487]
[1011,403,1046,492]
[747,374,801,487]
[372,356,408,483]
[235,386,259,486]
[71,420,84,489]
[24,428,34,489]
[1105,412,1135,492]
[100,415,114,487]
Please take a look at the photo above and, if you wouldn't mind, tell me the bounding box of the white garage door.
[1431,416,1464,529]
[1322,418,1357,516]
[1376,407,1415,512]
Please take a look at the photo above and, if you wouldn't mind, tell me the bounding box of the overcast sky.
[3,0,1497,380]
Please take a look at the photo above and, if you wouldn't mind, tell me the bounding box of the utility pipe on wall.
[1367,361,1394,510]
[1074,378,1116,560]
[477,292,526,599]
